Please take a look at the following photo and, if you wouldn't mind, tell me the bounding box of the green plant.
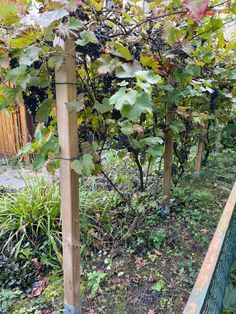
[0,178,62,263]
[149,228,166,249]
[0,289,22,314]
[87,270,107,296]
[152,280,165,292]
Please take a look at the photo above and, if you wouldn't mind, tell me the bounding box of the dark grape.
[76,42,102,60]
[74,9,89,21]
[130,43,142,61]
[95,28,109,45]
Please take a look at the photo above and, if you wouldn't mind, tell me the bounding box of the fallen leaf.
[153,249,162,256]
[148,274,156,283]
[135,257,145,269]
[132,274,142,284]
[31,278,49,298]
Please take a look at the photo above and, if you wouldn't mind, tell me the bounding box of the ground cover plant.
[0,0,236,313]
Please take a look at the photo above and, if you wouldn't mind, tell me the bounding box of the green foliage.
[87,270,107,295]
[0,289,22,314]
[0,179,62,263]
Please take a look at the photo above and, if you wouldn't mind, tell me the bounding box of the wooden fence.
[0,105,31,158]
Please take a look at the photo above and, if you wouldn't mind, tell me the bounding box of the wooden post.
[162,105,176,216]
[195,136,204,176]
[55,38,80,314]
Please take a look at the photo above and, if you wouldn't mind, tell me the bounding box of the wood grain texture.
[55,38,80,313]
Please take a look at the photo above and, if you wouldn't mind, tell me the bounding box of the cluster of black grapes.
[95,27,109,45]
[23,86,47,123]
[138,287,161,305]
[149,28,169,53]
[97,75,113,93]
[130,43,142,61]
[210,90,218,113]
[72,8,89,21]
[78,122,93,143]
[77,42,102,60]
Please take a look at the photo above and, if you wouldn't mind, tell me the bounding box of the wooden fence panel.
[0,105,29,158]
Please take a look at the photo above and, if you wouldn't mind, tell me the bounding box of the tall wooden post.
[195,136,204,176]
[55,38,80,314]
[162,105,176,216]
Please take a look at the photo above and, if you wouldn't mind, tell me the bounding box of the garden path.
[0,164,56,188]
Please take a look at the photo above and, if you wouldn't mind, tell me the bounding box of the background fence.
[0,105,33,158]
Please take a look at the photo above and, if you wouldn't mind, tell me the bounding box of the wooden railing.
[183,182,236,314]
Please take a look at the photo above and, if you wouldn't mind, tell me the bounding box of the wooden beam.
[195,136,204,176]
[55,38,80,314]
[162,106,176,216]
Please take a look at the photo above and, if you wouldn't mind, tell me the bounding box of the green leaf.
[19,46,41,66]
[31,8,68,28]
[116,61,141,78]
[67,94,85,112]
[121,92,152,122]
[5,65,31,89]
[0,85,20,107]
[115,43,132,61]
[119,120,133,135]
[135,70,163,84]
[110,88,137,111]
[185,65,201,77]
[152,280,164,292]
[95,55,121,75]
[35,98,53,122]
[68,17,83,29]
[0,95,7,110]
[76,31,98,46]
[71,154,95,176]
[141,137,163,146]
[109,87,126,109]
[148,145,163,157]
[95,98,113,113]
[169,120,185,134]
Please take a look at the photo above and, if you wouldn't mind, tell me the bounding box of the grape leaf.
[115,43,132,61]
[169,120,185,133]
[76,31,98,46]
[96,55,121,75]
[31,8,68,28]
[110,88,137,110]
[182,0,209,21]
[135,70,163,84]
[19,46,41,66]
[121,92,152,122]
[116,61,142,78]
[35,98,53,122]
[71,154,95,176]
[95,98,113,113]
[67,94,85,112]
[119,120,134,135]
